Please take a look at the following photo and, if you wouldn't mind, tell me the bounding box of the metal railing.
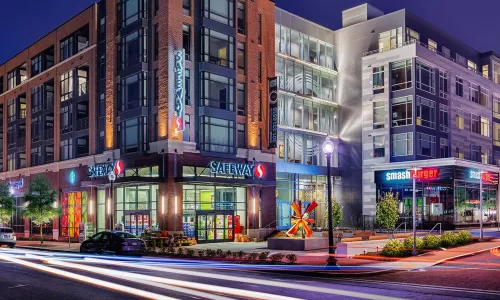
[429,223,442,235]
[393,222,407,235]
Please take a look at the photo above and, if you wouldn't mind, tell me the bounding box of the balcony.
[45,128,54,140]
[76,117,89,131]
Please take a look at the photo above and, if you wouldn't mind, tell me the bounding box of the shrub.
[176,248,184,256]
[186,249,195,257]
[198,250,206,257]
[226,250,232,258]
[269,253,285,263]
[231,252,239,259]
[258,251,270,261]
[457,230,473,245]
[216,249,224,257]
[423,234,441,249]
[286,253,297,264]
[403,236,424,250]
[206,249,216,257]
[381,239,405,257]
[441,232,458,248]
[247,253,258,261]
[237,251,246,259]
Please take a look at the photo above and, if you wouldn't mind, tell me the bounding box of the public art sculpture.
[286,200,318,238]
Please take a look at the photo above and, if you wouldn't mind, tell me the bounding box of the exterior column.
[166,181,183,234]
[247,186,261,239]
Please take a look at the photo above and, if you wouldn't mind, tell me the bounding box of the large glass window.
[391,96,413,127]
[203,0,234,26]
[480,88,489,107]
[439,104,449,133]
[455,76,464,97]
[60,138,73,161]
[237,83,245,116]
[481,117,490,137]
[121,72,147,111]
[121,28,147,69]
[470,83,479,104]
[237,123,246,148]
[456,109,464,130]
[494,94,500,119]
[440,138,449,158]
[373,135,385,157]
[417,133,436,157]
[278,95,337,134]
[471,114,480,134]
[122,0,146,27]
[60,71,73,102]
[391,60,412,91]
[60,105,73,134]
[372,66,384,94]
[378,28,403,50]
[494,122,500,146]
[200,116,234,153]
[122,117,142,153]
[416,61,435,94]
[201,72,234,111]
[60,36,74,62]
[439,70,448,98]
[373,101,385,129]
[237,42,245,75]
[201,28,234,68]
[237,1,245,34]
[183,24,191,61]
[392,132,413,156]
[416,96,436,129]
[97,190,106,232]
[61,192,88,237]
[494,61,500,84]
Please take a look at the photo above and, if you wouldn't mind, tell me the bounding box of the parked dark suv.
[80,231,146,255]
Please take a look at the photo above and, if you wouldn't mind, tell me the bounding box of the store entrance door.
[195,210,234,243]
[124,211,150,236]
[277,200,291,230]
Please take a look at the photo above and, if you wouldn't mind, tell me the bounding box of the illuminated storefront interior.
[61,191,88,237]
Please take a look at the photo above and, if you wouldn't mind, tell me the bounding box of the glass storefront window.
[61,192,88,237]
[115,185,158,236]
[455,181,497,224]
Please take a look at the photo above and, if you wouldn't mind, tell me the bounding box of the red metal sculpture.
[286,200,318,238]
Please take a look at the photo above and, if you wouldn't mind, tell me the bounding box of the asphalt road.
[1,248,500,300]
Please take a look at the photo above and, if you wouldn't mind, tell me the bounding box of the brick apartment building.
[0,0,277,243]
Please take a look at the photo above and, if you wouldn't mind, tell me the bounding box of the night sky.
[0,0,499,64]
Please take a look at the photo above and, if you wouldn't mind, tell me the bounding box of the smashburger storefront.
[177,154,275,244]
[374,163,499,230]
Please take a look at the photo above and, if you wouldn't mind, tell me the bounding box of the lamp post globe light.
[322,136,337,266]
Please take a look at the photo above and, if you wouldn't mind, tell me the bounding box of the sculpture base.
[267,237,328,251]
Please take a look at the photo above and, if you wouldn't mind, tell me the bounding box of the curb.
[433,245,500,266]
[16,246,79,254]
[255,268,400,278]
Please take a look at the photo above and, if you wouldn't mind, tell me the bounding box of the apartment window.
[31,116,41,143]
[7,99,15,123]
[391,59,412,91]
[154,25,158,61]
[494,94,500,119]
[31,86,43,113]
[416,96,436,129]
[201,72,234,111]
[480,88,489,107]
[391,96,413,127]
[183,115,191,142]
[481,148,489,164]
[60,36,74,61]
[258,52,262,83]
[185,69,191,105]
[442,46,450,58]
[237,42,245,75]
[258,90,262,121]
[99,93,105,117]
[237,123,246,148]
[373,135,385,157]
[258,14,262,45]
[416,61,435,94]
[392,132,413,156]
[31,54,43,77]
[439,104,449,133]
[122,118,140,153]
[99,17,106,40]
[257,129,262,149]
[439,71,448,98]
[406,28,419,41]
[455,76,464,97]
[470,83,479,104]
[61,105,73,134]
[494,61,500,84]
[99,55,105,79]
[121,28,147,69]
[60,71,73,102]
[467,60,477,72]
[237,83,246,116]
[428,39,437,52]
[183,25,191,61]
[7,154,14,171]
[494,122,500,146]
[417,133,436,157]
[98,131,105,154]
[373,101,385,129]
[60,139,73,161]
[456,109,464,130]
[372,66,384,94]
[122,0,146,27]
[203,0,234,27]
[121,72,147,111]
[201,28,234,68]
[183,0,191,16]
[456,54,466,66]
[77,136,89,157]
[200,116,235,154]
[470,144,480,162]
[154,70,158,106]
[31,147,42,167]
[0,76,3,94]
[237,1,246,34]
[378,28,403,50]
[471,114,480,134]
[456,147,464,159]
[440,138,449,158]
[18,152,25,169]
[481,117,490,137]
[483,65,489,78]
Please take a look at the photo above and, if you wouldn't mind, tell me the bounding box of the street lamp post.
[108,172,116,231]
[411,166,419,256]
[479,170,483,241]
[323,136,337,266]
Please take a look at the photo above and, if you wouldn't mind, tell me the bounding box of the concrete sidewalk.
[15,240,80,252]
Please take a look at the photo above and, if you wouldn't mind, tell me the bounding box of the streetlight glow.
[322,136,335,154]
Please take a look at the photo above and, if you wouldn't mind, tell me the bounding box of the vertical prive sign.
[268,77,278,149]
[174,49,185,131]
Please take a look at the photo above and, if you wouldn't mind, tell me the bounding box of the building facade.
[0,0,277,242]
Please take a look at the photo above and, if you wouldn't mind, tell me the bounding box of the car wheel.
[8,245,14,249]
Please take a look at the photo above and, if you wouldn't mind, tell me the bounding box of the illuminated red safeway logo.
[114,160,124,175]
[254,164,265,178]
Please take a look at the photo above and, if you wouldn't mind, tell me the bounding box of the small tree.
[376,190,400,231]
[0,183,15,227]
[23,176,60,245]
[323,197,343,229]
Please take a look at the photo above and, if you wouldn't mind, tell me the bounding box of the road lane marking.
[83,258,405,300]
[0,254,175,300]
[8,284,29,289]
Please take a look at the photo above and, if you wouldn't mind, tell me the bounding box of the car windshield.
[114,232,137,239]
[0,228,13,233]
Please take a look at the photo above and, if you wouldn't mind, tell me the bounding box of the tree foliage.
[324,197,343,229]
[0,183,15,227]
[23,176,60,245]
[376,190,400,231]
